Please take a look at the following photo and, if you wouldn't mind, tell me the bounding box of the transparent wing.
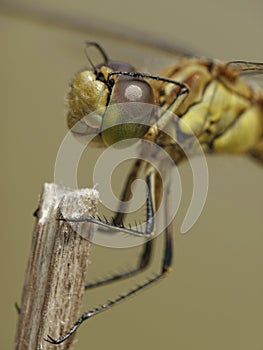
[227,61,263,88]
[227,61,263,73]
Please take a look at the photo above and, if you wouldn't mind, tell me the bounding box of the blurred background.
[1,1,263,349]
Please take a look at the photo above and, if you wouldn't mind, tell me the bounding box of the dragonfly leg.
[45,188,173,345]
[85,166,161,289]
[110,158,144,226]
[60,170,156,238]
[85,239,154,289]
[145,87,189,143]
[88,158,143,234]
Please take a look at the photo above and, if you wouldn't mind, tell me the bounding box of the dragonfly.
[47,42,263,344]
[3,3,263,347]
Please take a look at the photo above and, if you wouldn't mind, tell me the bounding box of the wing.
[227,61,263,73]
[227,61,263,89]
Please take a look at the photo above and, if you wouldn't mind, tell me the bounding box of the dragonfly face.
[67,43,156,148]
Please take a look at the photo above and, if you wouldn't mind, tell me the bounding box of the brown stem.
[14,183,98,350]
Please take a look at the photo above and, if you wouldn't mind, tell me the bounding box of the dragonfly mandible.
[46,41,263,344]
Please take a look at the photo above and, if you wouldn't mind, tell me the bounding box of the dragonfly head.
[66,43,156,148]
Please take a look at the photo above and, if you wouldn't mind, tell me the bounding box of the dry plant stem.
[14,183,98,350]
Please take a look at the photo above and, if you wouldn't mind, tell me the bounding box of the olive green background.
[1,1,263,349]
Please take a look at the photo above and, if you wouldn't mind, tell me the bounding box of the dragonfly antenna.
[85,41,109,69]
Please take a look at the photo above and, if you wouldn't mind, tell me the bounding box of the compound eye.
[96,60,135,72]
[112,77,155,105]
[107,60,135,72]
[100,77,156,147]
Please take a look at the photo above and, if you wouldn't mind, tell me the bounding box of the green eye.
[101,120,149,148]
[101,77,155,147]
